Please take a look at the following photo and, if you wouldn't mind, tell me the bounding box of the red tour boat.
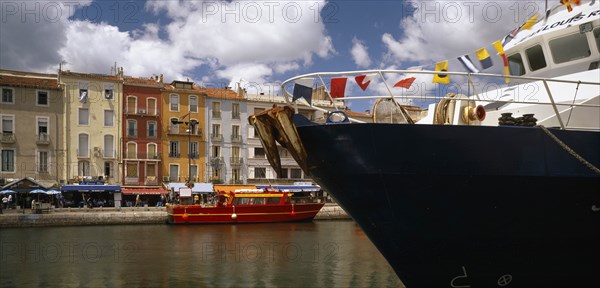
[167,186,325,224]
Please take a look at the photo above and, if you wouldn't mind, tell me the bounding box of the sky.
[1,0,551,108]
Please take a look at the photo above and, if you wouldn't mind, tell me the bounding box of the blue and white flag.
[292,78,315,105]
[457,55,480,73]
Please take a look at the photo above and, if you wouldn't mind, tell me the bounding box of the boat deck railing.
[280,69,600,130]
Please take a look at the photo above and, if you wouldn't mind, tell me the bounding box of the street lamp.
[171,118,198,185]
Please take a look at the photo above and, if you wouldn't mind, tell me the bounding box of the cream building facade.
[59,70,123,183]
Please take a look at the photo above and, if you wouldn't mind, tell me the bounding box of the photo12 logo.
[199,1,339,24]
[1,241,139,264]
[1,1,141,24]
[200,241,339,263]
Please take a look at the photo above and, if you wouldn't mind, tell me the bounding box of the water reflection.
[1,221,402,287]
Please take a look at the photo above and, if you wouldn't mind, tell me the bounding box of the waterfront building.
[122,76,164,188]
[59,69,123,184]
[203,87,247,184]
[160,80,206,184]
[0,70,65,186]
[244,92,326,184]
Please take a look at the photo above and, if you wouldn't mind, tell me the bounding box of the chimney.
[117,67,124,80]
[237,85,245,98]
[159,74,163,83]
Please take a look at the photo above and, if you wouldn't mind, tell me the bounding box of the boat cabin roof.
[505,1,600,78]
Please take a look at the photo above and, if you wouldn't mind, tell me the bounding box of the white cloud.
[146,0,335,82]
[381,1,543,67]
[350,37,372,68]
[0,0,93,72]
[2,0,335,86]
[215,63,273,85]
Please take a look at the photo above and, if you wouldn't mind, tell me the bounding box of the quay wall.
[0,204,350,228]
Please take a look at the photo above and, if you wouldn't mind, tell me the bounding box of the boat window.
[267,197,282,204]
[252,198,266,205]
[525,45,547,71]
[233,198,250,205]
[549,33,591,64]
[507,53,525,76]
[594,28,600,53]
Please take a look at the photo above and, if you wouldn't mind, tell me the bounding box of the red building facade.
[122,77,164,188]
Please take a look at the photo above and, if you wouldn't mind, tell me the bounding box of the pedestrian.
[2,195,7,209]
[7,194,12,209]
[135,194,140,207]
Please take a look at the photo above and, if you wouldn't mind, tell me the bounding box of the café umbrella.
[1,189,16,194]
[29,189,47,203]
[29,189,47,194]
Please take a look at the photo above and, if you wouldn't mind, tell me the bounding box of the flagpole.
[377,71,409,124]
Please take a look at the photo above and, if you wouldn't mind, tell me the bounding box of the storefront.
[60,184,121,208]
[121,188,168,207]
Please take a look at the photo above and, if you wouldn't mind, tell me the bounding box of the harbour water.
[0,220,403,287]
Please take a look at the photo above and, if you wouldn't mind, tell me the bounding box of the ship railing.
[280,69,600,130]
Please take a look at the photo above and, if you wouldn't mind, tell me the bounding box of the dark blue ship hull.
[295,122,600,288]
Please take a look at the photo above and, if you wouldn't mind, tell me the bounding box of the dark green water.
[0,221,403,287]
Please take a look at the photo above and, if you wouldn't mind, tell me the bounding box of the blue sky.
[1,0,548,108]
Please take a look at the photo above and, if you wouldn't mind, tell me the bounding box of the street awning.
[256,185,321,192]
[122,188,167,195]
[60,185,121,192]
[214,185,257,193]
[167,182,214,194]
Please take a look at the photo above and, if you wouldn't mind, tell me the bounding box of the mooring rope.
[538,125,600,176]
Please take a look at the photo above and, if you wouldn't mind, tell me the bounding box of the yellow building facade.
[160,80,206,183]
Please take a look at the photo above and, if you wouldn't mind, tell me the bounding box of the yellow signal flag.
[492,40,505,55]
[432,61,450,84]
[521,14,539,30]
[492,40,511,84]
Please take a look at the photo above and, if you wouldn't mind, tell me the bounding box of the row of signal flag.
[292,1,582,105]
[292,74,417,105]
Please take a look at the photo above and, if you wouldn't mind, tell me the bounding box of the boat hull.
[296,123,600,287]
[167,203,324,224]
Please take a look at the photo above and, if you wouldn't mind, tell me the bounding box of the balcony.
[232,112,240,120]
[230,157,243,165]
[188,153,199,159]
[211,133,223,141]
[212,111,221,119]
[103,150,116,159]
[124,177,139,185]
[169,152,180,158]
[145,154,161,160]
[37,133,50,145]
[210,157,224,168]
[145,176,158,185]
[230,179,244,184]
[125,153,161,160]
[126,109,159,117]
[231,134,242,143]
[168,126,202,137]
[1,133,16,144]
[77,149,90,158]
[124,152,137,160]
